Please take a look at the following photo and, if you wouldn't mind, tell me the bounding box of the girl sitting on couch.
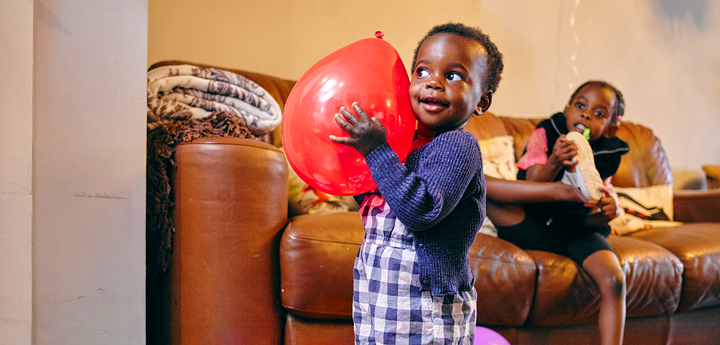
[487,81,628,345]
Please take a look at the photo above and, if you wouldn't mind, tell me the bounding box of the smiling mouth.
[419,97,448,111]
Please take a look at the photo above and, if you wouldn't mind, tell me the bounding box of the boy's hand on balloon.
[330,102,387,157]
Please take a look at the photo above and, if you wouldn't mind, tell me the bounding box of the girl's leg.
[582,250,626,345]
[486,198,526,227]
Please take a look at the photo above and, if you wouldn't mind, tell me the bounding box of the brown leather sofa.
[147,62,720,345]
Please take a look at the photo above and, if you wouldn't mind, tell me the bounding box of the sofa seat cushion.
[281,212,541,326]
[527,236,682,325]
[284,314,354,345]
[470,233,536,326]
[630,223,720,312]
[280,212,363,319]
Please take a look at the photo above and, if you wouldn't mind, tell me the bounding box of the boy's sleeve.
[516,128,548,170]
[364,131,481,231]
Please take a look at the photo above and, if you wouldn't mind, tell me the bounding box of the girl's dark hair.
[570,81,625,120]
[411,22,504,93]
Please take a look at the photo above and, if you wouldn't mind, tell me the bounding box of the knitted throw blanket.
[147,112,261,274]
[147,64,282,135]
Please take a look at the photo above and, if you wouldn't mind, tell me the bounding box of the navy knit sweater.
[362,129,486,296]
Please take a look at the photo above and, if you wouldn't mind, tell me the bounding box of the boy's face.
[563,84,617,142]
[409,33,492,138]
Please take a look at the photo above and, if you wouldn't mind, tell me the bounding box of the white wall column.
[2,1,147,344]
[32,0,148,343]
[0,0,34,343]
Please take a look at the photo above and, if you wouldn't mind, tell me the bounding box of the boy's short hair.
[411,22,504,93]
[570,80,625,120]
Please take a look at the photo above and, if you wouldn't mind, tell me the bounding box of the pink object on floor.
[474,326,511,345]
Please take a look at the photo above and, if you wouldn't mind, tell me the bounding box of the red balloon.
[282,33,416,196]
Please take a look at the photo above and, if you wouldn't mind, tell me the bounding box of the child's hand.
[585,185,622,220]
[596,195,620,220]
[549,135,579,169]
[329,102,387,157]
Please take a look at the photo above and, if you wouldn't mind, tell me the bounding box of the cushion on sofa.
[284,314,354,345]
[476,134,518,237]
[613,121,673,188]
[527,236,682,325]
[464,112,541,163]
[280,212,363,319]
[281,211,543,328]
[478,135,517,181]
[630,223,720,312]
[470,233,536,326]
[609,184,682,236]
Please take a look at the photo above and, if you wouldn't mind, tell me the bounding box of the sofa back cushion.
[465,112,540,162]
[613,121,673,187]
[154,61,672,189]
[464,112,673,188]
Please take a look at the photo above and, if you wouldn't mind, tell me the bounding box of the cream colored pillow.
[477,135,517,237]
[478,135,518,181]
[609,184,682,236]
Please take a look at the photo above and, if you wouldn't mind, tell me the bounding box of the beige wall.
[149,0,720,188]
[1,1,147,344]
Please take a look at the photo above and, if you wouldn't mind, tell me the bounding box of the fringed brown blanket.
[147,111,261,274]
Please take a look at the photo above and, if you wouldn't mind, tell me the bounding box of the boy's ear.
[475,90,493,115]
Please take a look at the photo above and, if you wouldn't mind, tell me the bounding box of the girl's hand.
[549,135,579,169]
[595,195,620,220]
[585,184,622,220]
[329,102,387,157]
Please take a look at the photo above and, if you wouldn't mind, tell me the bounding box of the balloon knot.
[374,31,384,39]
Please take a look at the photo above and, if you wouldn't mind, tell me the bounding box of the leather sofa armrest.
[170,137,288,345]
[673,189,720,223]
